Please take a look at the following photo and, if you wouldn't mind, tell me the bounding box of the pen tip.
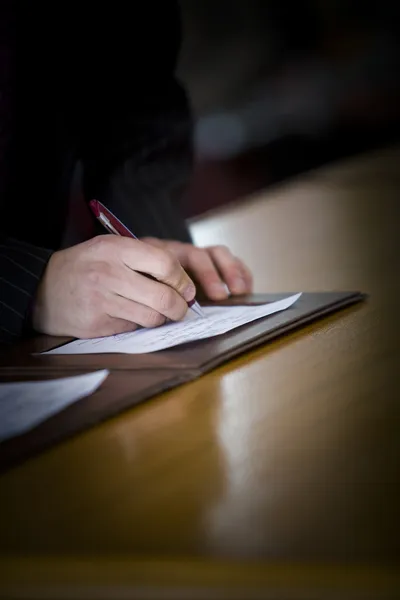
[191,302,205,318]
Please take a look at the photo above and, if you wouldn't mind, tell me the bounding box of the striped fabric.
[0,236,52,343]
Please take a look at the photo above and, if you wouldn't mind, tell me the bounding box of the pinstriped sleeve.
[0,234,53,343]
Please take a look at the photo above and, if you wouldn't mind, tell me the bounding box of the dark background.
[176,0,400,217]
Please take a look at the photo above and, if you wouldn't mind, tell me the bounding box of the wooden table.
[0,146,399,599]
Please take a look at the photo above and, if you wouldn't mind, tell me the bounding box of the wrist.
[27,251,56,334]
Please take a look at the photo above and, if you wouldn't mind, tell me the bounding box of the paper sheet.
[44,293,301,355]
[0,370,109,443]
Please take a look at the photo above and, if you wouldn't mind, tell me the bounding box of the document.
[44,293,301,355]
[0,370,109,443]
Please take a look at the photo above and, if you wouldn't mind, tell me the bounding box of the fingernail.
[232,278,247,293]
[183,284,196,302]
[210,282,228,298]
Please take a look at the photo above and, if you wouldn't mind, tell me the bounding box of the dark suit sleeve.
[82,80,194,243]
[0,234,52,343]
[68,1,194,242]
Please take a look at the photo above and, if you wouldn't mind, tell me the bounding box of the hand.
[32,235,196,338]
[141,239,253,300]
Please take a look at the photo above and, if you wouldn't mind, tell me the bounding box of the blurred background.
[177,0,400,218]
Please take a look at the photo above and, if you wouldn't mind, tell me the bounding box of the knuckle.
[86,265,103,286]
[142,308,165,328]
[158,250,179,277]
[210,244,229,254]
[86,261,111,286]
[158,287,178,312]
[88,235,113,253]
[86,267,101,286]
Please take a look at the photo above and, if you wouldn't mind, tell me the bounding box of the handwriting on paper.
[44,294,302,355]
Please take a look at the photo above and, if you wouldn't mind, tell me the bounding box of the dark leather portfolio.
[0,291,365,471]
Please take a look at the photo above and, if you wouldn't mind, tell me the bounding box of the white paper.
[0,370,109,443]
[44,293,302,355]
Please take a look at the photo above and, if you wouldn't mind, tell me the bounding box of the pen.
[89,199,205,318]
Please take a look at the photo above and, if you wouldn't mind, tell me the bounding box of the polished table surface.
[0,146,399,598]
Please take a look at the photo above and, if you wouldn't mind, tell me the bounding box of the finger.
[105,265,188,322]
[207,246,253,295]
[182,246,229,300]
[236,258,254,294]
[140,237,165,248]
[105,293,168,329]
[144,239,253,293]
[235,258,253,292]
[81,317,138,339]
[117,238,196,302]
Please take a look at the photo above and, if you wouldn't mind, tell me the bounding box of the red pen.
[89,199,204,318]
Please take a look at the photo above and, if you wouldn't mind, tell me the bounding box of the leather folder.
[0,291,365,471]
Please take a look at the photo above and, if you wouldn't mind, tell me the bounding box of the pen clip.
[89,199,137,238]
[97,212,121,236]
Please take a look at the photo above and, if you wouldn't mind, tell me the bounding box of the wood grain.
[0,146,399,598]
